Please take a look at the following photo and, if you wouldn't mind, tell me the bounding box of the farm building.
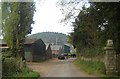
[24,38,46,62]
[45,43,52,59]
[63,44,70,54]
[51,45,62,56]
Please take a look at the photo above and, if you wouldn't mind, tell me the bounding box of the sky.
[31,0,73,35]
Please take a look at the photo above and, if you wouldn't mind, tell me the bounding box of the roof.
[51,45,62,50]
[45,43,50,50]
[0,39,9,48]
[64,43,71,47]
[0,38,43,45]
[24,38,41,44]
[0,39,7,45]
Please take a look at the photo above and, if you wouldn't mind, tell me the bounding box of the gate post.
[117,53,120,75]
[104,40,118,75]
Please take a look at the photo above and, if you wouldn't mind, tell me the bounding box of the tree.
[69,2,120,56]
[57,0,89,24]
[89,2,120,53]
[2,2,36,58]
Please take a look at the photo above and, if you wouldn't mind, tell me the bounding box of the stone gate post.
[117,53,120,75]
[104,40,118,75]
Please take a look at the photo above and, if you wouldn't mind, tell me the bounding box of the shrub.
[2,57,20,76]
[11,67,40,78]
[2,68,40,79]
[2,52,40,78]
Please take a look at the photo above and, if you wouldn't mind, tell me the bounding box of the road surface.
[27,58,96,77]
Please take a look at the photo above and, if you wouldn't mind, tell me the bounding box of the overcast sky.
[31,0,74,35]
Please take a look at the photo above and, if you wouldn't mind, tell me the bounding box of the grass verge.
[74,58,120,79]
[2,67,40,79]
[74,58,106,76]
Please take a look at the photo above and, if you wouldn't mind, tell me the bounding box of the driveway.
[27,58,96,77]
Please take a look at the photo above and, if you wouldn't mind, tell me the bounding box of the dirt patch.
[27,58,58,76]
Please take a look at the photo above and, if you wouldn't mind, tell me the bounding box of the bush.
[2,53,40,78]
[11,67,40,78]
[2,57,20,76]
[2,68,40,79]
[78,47,104,59]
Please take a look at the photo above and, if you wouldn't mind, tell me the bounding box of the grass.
[13,69,40,77]
[14,67,40,78]
[2,67,40,79]
[74,58,106,76]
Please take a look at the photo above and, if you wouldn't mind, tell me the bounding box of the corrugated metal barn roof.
[24,38,41,44]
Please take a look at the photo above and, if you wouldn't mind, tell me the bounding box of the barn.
[45,43,52,59]
[24,38,46,62]
[63,44,70,54]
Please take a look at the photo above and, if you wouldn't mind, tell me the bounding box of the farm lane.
[27,58,58,76]
[27,58,95,77]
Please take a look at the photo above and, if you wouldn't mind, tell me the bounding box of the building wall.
[32,39,46,61]
[24,45,33,62]
[46,45,52,59]
[24,39,46,62]
[52,50,60,55]
[64,45,70,53]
